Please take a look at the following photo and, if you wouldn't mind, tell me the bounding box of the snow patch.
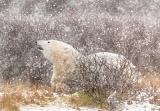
[20,103,98,111]
[122,101,160,111]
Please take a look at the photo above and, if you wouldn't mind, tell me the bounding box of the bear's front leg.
[51,78,72,94]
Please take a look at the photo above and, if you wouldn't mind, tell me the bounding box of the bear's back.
[87,52,133,69]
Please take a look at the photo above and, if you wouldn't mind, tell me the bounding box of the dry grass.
[137,72,160,106]
[1,72,160,110]
[0,83,55,111]
[138,72,160,92]
[62,90,108,110]
[0,83,108,110]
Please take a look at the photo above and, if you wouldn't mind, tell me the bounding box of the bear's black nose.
[35,41,37,44]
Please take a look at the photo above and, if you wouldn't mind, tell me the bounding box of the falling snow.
[0,0,160,110]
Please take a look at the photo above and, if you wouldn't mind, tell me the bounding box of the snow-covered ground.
[121,89,160,111]
[1,85,160,111]
[122,101,160,111]
[19,100,160,111]
[19,93,99,111]
[18,91,160,111]
[20,104,98,111]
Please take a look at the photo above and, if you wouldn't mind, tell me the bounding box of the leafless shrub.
[0,12,53,84]
[0,0,12,12]
[65,52,141,107]
[45,0,67,15]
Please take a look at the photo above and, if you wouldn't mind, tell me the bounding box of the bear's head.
[35,40,80,64]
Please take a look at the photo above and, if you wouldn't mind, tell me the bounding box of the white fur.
[36,40,82,88]
[87,52,135,69]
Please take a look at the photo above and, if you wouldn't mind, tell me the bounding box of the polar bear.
[36,40,85,93]
[36,40,141,94]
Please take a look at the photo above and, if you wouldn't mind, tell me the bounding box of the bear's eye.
[48,41,50,43]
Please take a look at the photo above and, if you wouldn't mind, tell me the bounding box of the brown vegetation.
[137,73,160,106]
[138,73,160,92]
[0,83,55,110]
[0,72,160,110]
